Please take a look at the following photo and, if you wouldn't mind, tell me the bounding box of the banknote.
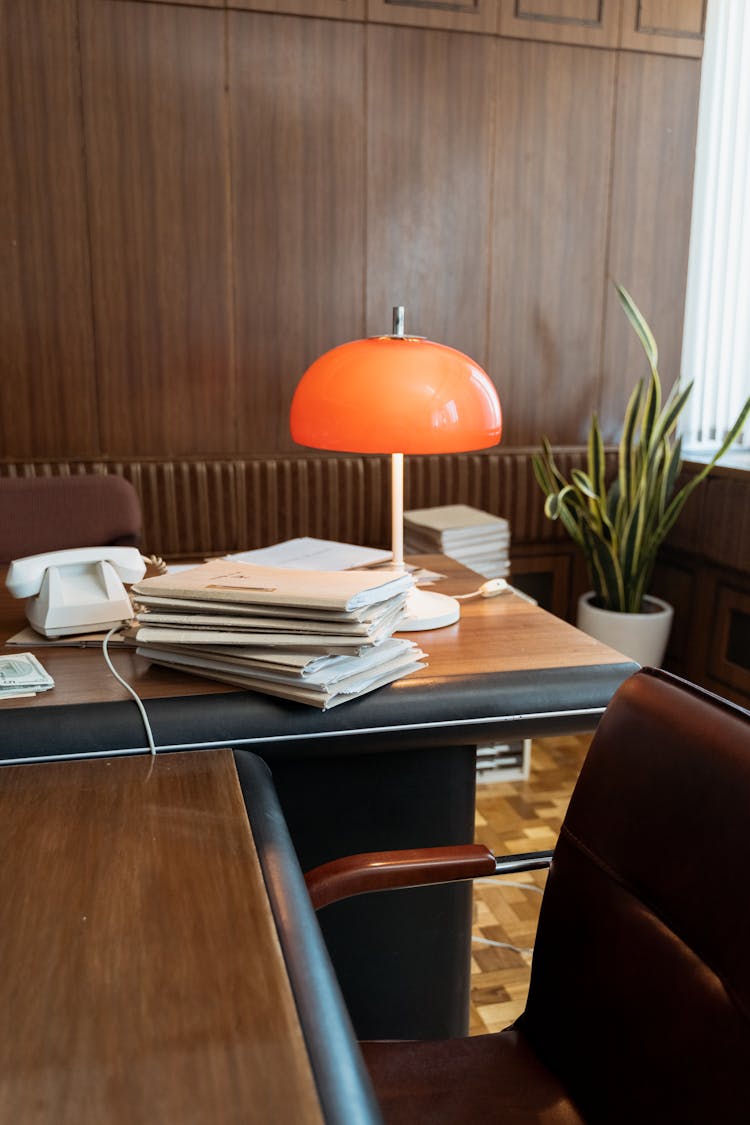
[0,652,55,694]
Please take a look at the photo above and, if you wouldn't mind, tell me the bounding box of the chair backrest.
[0,475,142,563]
[518,667,750,1124]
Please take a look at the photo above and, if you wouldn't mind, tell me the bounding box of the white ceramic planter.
[577,592,674,667]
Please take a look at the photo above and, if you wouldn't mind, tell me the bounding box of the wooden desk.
[1,558,637,1040]
[0,749,380,1125]
[0,556,633,749]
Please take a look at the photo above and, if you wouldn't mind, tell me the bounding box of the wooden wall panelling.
[235,455,390,550]
[229,12,366,455]
[365,25,495,369]
[710,583,750,700]
[79,0,234,457]
[498,0,620,49]
[367,0,497,34]
[124,460,239,557]
[599,51,701,440]
[652,551,698,676]
[619,0,705,58]
[700,474,750,573]
[0,0,99,457]
[509,546,573,616]
[489,40,616,446]
[138,0,225,8]
[230,1,364,17]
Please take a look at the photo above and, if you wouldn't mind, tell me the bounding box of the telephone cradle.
[5,547,146,638]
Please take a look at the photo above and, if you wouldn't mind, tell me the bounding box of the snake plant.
[533,284,750,613]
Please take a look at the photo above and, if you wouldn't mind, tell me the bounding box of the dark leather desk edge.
[233,750,384,1125]
[0,663,639,762]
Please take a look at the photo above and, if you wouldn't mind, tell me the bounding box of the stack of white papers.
[131,560,426,709]
[222,537,392,571]
[404,505,511,579]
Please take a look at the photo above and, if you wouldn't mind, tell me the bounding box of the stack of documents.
[0,653,55,700]
[404,504,510,579]
[130,559,426,709]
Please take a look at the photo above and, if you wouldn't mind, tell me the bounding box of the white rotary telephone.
[5,546,147,637]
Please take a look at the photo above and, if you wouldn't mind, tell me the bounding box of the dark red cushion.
[0,475,141,562]
[362,1028,585,1125]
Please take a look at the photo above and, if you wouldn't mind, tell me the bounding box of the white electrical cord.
[474,878,544,894]
[472,875,546,955]
[455,578,537,605]
[102,626,157,756]
[471,936,534,955]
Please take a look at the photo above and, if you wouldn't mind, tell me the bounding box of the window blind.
[681,0,750,452]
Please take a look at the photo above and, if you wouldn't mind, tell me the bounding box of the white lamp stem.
[391,452,404,569]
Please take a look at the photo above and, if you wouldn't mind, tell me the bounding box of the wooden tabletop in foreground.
[0,749,324,1124]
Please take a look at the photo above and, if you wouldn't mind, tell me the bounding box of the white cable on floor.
[471,936,534,955]
[472,876,545,954]
[473,878,544,894]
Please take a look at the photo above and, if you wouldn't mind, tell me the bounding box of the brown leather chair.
[0,474,142,563]
[305,668,750,1124]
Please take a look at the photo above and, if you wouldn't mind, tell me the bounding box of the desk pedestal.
[269,743,477,1040]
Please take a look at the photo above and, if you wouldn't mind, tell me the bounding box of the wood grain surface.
[229,11,366,454]
[79,0,234,456]
[0,0,99,458]
[232,0,365,17]
[367,0,498,33]
[619,0,705,57]
[366,23,495,369]
[490,39,616,447]
[1,3,703,458]
[0,749,323,1124]
[599,50,701,441]
[498,0,621,48]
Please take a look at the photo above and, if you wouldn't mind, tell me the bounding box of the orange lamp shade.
[290,335,502,454]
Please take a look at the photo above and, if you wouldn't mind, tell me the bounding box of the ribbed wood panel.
[0,451,591,558]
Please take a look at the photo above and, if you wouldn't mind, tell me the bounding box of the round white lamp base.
[396,587,460,632]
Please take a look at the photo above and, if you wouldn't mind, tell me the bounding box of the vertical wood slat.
[79,0,234,457]
[0,0,98,457]
[5,448,738,568]
[366,24,495,370]
[600,51,701,442]
[2,8,703,461]
[230,11,366,456]
[489,39,616,447]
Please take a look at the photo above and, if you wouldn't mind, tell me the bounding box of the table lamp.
[290,307,502,630]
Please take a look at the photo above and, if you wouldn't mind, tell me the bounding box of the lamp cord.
[455,579,537,604]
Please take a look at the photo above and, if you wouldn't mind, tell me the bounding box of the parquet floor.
[469,732,591,1036]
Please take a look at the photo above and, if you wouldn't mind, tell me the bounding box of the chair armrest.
[305,844,553,911]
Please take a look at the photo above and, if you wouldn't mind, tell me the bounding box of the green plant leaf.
[641,368,661,451]
[655,392,750,542]
[616,284,658,372]
[584,525,625,610]
[659,435,683,516]
[534,281,749,614]
[542,438,567,489]
[618,379,644,509]
[570,468,598,499]
[532,453,556,496]
[588,415,606,503]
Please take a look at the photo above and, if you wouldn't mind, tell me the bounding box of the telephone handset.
[6,546,147,638]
